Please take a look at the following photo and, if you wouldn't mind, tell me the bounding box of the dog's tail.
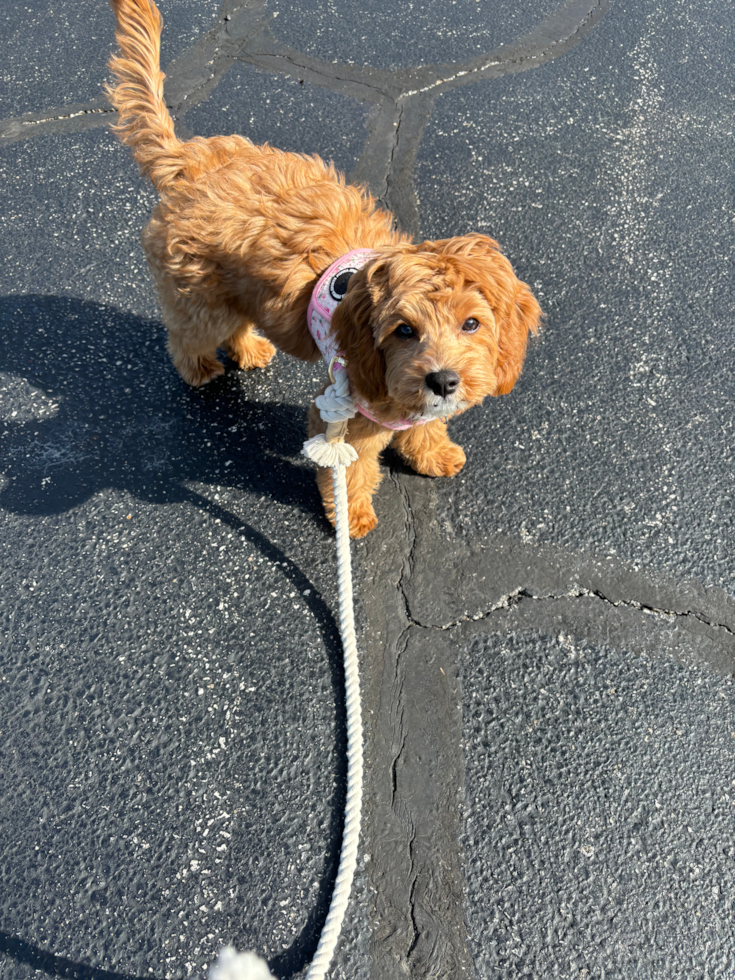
[106,0,185,190]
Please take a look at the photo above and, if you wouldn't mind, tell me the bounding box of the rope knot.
[303,359,358,469]
[302,434,358,468]
[208,946,275,980]
[313,369,357,424]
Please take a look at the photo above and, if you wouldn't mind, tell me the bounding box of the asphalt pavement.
[1,1,733,978]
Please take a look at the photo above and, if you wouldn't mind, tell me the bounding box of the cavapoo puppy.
[107,0,541,538]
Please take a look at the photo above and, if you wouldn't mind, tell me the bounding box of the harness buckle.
[328,355,348,384]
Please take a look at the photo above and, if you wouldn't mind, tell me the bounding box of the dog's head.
[331,234,541,423]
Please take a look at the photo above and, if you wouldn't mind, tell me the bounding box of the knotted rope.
[313,364,359,424]
[209,361,364,980]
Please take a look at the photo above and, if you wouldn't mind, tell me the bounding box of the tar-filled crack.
[402,0,608,96]
[240,46,388,101]
[405,585,735,638]
[1,0,610,206]
[22,107,114,126]
[406,827,421,960]
[167,13,270,116]
[388,471,416,808]
[389,721,406,807]
[383,99,405,203]
[390,471,417,634]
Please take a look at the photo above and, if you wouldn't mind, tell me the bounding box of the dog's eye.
[394,323,415,339]
[462,318,480,333]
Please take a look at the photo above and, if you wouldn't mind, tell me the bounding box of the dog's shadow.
[0,293,321,518]
[0,294,347,980]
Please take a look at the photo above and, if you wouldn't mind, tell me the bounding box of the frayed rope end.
[208,946,275,980]
[302,434,358,468]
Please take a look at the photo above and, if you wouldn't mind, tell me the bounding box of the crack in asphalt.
[374,472,476,976]
[383,99,406,214]
[0,101,114,140]
[390,470,417,636]
[377,466,735,969]
[237,0,610,102]
[404,583,735,639]
[0,0,611,233]
[405,826,421,963]
[402,0,609,96]
[388,718,405,807]
[388,470,415,810]
[19,106,114,126]
[383,469,444,970]
[228,0,611,230]
[163,2,273,116]
[239,42,392,103]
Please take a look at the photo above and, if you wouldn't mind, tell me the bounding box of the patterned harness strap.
[307,249,432,430]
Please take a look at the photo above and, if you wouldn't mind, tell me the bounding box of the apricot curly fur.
[107,0,542,536]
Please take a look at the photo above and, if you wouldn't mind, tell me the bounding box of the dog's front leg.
[308,406,394,538]
[392,418,466,478]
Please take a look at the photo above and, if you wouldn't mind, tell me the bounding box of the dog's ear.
[439,234,541,396]
[332,260,390,406]
[494,280,542,395]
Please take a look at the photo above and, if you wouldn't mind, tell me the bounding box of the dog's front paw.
[412,442,466,478]
[229,334,276,370]
[348,503,379,539]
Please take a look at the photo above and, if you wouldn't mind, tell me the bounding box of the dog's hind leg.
[157,282,230,387]
[167,335,225,387]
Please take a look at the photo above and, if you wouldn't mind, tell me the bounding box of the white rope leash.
[209,370,364,980]
[304,450,363,980]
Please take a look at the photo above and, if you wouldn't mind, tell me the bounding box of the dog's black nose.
[425,370,460,398]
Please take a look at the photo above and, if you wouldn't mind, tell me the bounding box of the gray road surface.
[1,0,733,978]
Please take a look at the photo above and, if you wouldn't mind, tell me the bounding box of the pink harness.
[307,249,431,430]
